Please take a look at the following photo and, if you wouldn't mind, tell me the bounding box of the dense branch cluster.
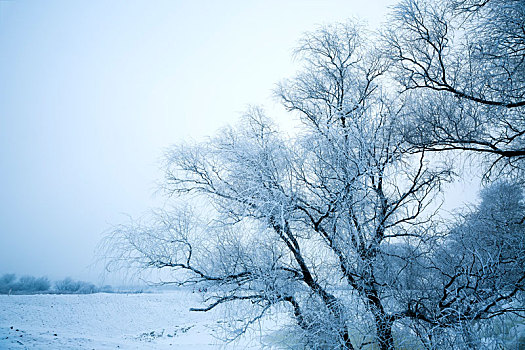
[385,0,525,180]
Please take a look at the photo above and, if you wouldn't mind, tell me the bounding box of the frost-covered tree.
[382,2,525,347]
[384,0,525,180]
[103,22,452,349]
[102,4,525,348]
[391,181,525,348]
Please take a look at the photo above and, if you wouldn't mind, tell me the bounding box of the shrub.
[0,274,51,293]
[55,277,98,294]
[98,285,114,293]
[0,273,112,294]
[16,276,51,292]
[0,273,17,294]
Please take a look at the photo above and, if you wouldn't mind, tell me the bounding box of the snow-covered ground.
[0,290,281,349]
[3,290,524,349]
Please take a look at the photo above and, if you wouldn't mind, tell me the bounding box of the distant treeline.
[0,274,114,295]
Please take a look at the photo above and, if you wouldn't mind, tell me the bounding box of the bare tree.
[390,181,525,349]
[384,0,525,179]
[96,4,525,348]
[381,2,525,347]
[103,21,453,349]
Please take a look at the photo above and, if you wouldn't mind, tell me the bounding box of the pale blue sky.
[0,0,410,283]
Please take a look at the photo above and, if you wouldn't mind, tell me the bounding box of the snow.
[3,290,523,349]
[0,290,276,349]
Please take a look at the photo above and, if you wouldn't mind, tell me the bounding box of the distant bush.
[54,277,98,294]
[0,273,16,285]
[17,276,51,292]
[0,273,17,293]
[98,285,114,293]
[0,274,51,294]
[0,273,114,294]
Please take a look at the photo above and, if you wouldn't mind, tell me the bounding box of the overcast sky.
[3,0,473,284]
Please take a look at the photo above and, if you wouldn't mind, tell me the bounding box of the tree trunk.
[374,311,394,350]
[340,328,354,350]
[367,289,395,350]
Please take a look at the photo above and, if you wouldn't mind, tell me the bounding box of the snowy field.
[0,290,281,349]
[4,291,523,349]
